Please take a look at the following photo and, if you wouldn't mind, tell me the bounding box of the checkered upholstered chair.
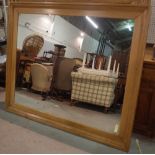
[71,72,118,108]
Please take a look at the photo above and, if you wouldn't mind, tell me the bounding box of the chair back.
[53,57,76,91]
[22,35,44,58]
[73,58,83,66]
[31,63,51,92]
[95,55,107,69]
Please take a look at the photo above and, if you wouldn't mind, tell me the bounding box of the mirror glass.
[0,37,6,103]
[15,13,134,134]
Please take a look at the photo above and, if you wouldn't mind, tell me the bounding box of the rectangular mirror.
[15,13,134,134]
[6,0,150,152]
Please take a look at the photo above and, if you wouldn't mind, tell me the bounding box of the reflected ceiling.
[62,16,134,50]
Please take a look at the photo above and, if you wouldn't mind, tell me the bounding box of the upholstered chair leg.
[104,107,109,113]
[70,100,76,106]
[42,91,48,101]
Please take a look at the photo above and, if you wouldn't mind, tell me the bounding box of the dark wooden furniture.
[85,53,107,69]
[112,49,129,76]
[134,47,155,137]
[110,50,129,110]
[0,40,7,87]
[50,44,66,64]
[0,63,6,86]
[16,34,44,86]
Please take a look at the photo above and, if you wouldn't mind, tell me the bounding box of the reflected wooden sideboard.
[134,47,155,137]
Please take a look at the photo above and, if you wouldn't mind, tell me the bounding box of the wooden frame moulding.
[5,0,150,152]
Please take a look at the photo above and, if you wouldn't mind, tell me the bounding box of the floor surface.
[15,89,120,133]
[1,87,155,153]
[0,102,155,153]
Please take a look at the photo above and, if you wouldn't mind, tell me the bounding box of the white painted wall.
[17,14,99,59]
[17,14,55,49]
[104,44,113,56]
[81,34,98,53]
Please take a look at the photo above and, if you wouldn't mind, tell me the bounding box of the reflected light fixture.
[127,23,132,31]
[80,32,85,37]
[85,16,98,29]
[41,16,50,25]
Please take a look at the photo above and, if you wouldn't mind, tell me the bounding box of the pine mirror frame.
[5,0,150,152]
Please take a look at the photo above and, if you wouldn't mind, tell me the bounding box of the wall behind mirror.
[15,13,134,134]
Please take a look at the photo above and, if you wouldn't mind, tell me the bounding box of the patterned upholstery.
[31,63,52,92]
[71,72,118,108]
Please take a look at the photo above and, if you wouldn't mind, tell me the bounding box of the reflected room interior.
[0,16,6,103]
[0,13,134,133]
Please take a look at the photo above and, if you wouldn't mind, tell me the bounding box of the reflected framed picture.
[6,0,150,152]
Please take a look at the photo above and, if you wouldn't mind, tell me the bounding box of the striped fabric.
[71,72,118,108]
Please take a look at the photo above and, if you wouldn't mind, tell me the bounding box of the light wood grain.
[7,103,126,151]
[6,0,150,152]
[11,0,149,7]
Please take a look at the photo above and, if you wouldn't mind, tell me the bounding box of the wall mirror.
[6,0,150,152]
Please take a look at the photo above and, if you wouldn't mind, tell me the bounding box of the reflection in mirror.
[0,39,7,103]
[15,13,134,134]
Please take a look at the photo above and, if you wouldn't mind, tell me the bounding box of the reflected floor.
[14,89,121,133]
[0,87,5,102]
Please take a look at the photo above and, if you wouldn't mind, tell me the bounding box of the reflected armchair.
[50,57,80,100]
[53,57,77,92]
[31,63,52,99]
